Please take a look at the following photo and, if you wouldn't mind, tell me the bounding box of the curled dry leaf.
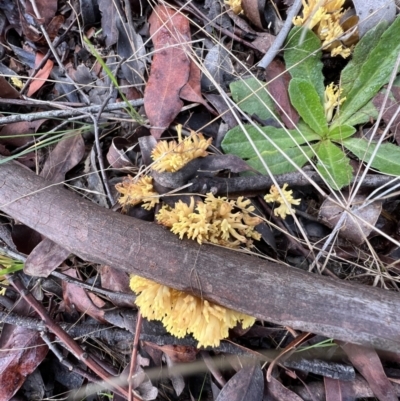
[144,5,191,139]
[106,137,135,169]
[319,193,382,245]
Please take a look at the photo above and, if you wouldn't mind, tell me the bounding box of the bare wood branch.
[1,160,400,352]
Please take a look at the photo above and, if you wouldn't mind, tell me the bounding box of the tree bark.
[1,161,400,352]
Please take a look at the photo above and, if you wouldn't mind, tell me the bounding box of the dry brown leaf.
[62,268,106,322]
[319,193,382,245]
[27,52,54,97]
[265,59,299,129]
[40,132,85,184]
[340,343,398,401]
[144,5,191,139]
[0,299,48,400]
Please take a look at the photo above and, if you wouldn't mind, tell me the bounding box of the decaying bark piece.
[1,161,400,352]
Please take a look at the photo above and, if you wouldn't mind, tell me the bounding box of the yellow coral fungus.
[151,127,212,173]
[324,82,346,122]
[225,0,243,14]
[264,184,301,219]
[293,0,357,58]
[156,193,261,248]
[115,175,159,210]
[130,275,255,348]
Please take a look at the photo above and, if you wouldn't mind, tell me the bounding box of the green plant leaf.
[316,141,352,189]
[284,27,325,103]
[343,138,400,175]
[247,145,314,175]
[340,22,387,97]
[341,100,379,127]
[230,77,277,120]
[289,78,328,135]
[327,125,356,140]
[333,16,400,127]
[221,122,321,159]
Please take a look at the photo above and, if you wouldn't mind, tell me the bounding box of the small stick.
[258,0,303,69]
[0,99,144,125]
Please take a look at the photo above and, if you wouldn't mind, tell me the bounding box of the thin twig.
[27,0,91,104]
[257,0,303,69]
[6,273,129,398]
[0,99,144,125]
[128,312,143,401]
[20,17,78,95]
[0,97,85,108]
[174,0,260,51]
[90,58,126,206]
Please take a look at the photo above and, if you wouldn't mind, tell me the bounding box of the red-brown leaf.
[0,299,48,400]
[144,5,191,139]
[340,343,397,401]
[25,0,57,26]
[63,268,106,322]
[372,93,400,145]
[265,59,299,129]
[0,119,46,147]
[266,377,304,401]
[324,377,356,401]
[100,265,135,307]
[24,238,71,277]
[27,52,54,97]
[180,61,215,113]
[216,363,264,401]
[40,132,85,184]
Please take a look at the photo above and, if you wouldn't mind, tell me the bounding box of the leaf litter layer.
[0,0,400,399]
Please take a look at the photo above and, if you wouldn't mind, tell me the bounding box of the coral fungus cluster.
[293,0,357,58]
[115,175,159,210]
[116,127,302,348]
[264,183,301,219]
[324,82,346,123]
[151,129,212,173]
[157,193,262,248]
[130,275,255,348]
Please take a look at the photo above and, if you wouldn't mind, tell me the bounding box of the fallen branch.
[1,160,400,352]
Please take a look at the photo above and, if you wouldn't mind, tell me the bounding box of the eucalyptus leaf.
[333,16,400,127]
[289,78,328,136]
[316,141,353,189]
[343,138,400,175]
[247,145,314,175]
[284,27,325,103]
[328,125,356,141]
[221,122,321,159]
[230,77,277,120]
